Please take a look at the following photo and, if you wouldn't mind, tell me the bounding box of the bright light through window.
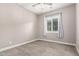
[44,14,61,33]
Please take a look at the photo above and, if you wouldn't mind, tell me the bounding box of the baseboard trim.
[76,47,79,54]
[39,39,76,46]
[0,39,76,52]
[0,39,38,52]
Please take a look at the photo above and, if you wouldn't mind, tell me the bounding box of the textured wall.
[0,4,37,49]
[37,4,76,44]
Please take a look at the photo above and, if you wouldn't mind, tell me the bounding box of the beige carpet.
[0,40,78,56]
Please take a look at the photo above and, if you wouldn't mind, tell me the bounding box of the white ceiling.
[18,3,73,14]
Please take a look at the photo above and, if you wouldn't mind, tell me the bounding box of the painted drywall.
[0,4,37,49]
[37,4,76,44]
[76,4,79,53]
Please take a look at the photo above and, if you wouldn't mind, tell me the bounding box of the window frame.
[44,13,61,33]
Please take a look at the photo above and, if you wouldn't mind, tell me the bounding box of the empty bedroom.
[0,3,79,56]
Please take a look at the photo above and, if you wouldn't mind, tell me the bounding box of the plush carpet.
[0,40,78,56]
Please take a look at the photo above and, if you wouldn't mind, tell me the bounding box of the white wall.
[37,4,76,44]
[0,4,37,49]
[0,3,76,50]
[76,4,79,53]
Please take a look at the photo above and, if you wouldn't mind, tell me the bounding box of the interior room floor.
[0,40,78,56]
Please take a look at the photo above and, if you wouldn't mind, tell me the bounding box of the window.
[44,14,60,33]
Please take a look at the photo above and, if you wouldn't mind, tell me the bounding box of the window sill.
[45,31,59,33]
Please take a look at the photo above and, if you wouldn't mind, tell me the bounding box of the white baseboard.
[0,39,38,52]
[76,47,79,54]
[0,38,76,52]
[39,39,76,46]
